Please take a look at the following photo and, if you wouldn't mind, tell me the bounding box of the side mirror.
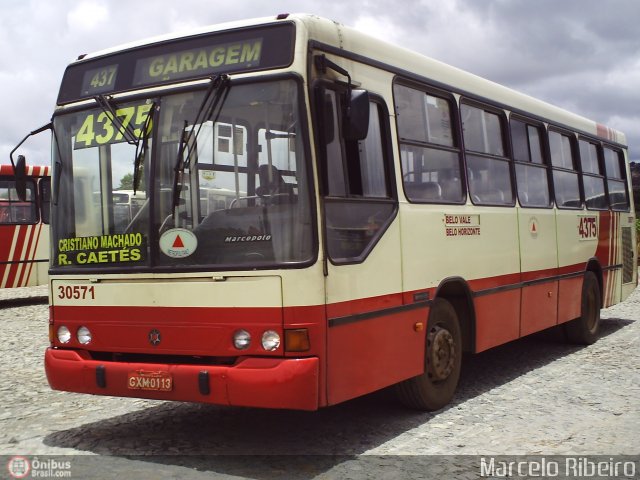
[15,155,27,201]
[10,122,52,201]
[343,89,370,141]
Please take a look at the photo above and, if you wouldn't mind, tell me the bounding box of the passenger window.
[320,88,395,262]
[461,104,504,156]
[511,119,550,208]
[579,140,600,174]
[394,84,463,203]
[462,103,513,205]
[549,130,581,209]
[549,131,575,170]
[583,175,607,210]
[578,139,606,210]
[604,147,623,178]
[603,146,629,211]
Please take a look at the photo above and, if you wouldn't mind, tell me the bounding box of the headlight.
[57,326,71,344]
[233,329,251,350]
[261,330,281,351]
[77,326,92,345]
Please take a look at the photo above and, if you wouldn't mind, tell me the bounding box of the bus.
[0,163,50,289]
[21,14,634,411]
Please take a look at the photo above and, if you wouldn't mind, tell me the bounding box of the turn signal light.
[285,328,310,352]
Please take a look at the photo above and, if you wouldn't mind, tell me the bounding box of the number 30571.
[58,285,95,300]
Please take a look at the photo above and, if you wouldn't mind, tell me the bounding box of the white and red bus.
[29,14,634,411]
[0,164,50,289]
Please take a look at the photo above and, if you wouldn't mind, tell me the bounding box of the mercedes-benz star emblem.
[148,329,162,346]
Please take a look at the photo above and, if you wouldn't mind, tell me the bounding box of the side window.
[603,146,629,211]
[320,88,395,262]
[579,138,607,210]
[461,103,513,205]
[511,118,550,208]
[549,130,581,209]
[394,84,464,203]
[0,177,38,224]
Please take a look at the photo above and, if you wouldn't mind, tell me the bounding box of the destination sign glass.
[80,64,119,96]
[133,37,263,86]
[57,23,295,105]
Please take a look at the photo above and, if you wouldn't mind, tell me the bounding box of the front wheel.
[565,271,601,345]
[395,298,462,411]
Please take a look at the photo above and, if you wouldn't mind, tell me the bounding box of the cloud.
[67,1,109,32]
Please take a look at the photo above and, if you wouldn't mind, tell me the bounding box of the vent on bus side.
[622,227,634,284]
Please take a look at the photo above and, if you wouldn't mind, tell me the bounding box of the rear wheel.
[565,271,601,345]
[395,298,462,411]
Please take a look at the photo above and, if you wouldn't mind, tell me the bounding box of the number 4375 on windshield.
[74,104,153,150]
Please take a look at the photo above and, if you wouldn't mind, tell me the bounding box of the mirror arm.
[314,54,355,120]
[314,54,352,90]
[9,122,52,171]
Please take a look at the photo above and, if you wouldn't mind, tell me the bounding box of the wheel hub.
[427,326,455,381]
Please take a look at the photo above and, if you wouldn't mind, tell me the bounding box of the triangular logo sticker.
[159,228,198,258]
[172,235,185,248]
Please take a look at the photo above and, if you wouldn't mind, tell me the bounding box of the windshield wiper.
[171,74,230,211]
[172,119,189,212]
[95,95,155,194]
[94,95,139,145]
[133,101,156,194]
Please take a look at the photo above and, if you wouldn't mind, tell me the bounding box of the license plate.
[127,370,173,391]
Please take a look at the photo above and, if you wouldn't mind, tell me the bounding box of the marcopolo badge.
[159,228,198,258]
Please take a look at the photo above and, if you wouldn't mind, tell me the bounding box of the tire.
[395,298,462,411]
[565,271,601,345]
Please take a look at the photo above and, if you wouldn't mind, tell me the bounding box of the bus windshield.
[51,78,314,270]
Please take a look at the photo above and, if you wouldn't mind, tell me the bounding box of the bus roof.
[68,13,625,146]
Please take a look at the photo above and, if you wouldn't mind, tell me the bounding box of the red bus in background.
[0,164,50,288]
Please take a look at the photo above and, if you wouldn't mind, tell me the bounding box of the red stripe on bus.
[0,225,19,288]
[17,223,43,287]
[52,305,283,324]
[13,225,32,287]
[24,223,43,287]
[5,226,29,288]
[0,225,15,263]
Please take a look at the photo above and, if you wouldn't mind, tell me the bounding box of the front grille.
[89,351,237,366]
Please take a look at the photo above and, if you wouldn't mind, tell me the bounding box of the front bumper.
[45,348,319,411]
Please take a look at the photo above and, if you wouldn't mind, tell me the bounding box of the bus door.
[316,85,423,405]
[511,119,559,335]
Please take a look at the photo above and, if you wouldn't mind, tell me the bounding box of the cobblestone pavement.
[0,285,638,479]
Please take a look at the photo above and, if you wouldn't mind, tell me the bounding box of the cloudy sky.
[1,0,638,166]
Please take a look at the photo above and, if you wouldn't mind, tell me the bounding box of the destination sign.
[57,23,295,105]
[56,233,147,266]
[80,64,119,96]
[133,38,262,86]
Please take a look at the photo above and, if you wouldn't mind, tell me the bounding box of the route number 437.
[578,216,598,240]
